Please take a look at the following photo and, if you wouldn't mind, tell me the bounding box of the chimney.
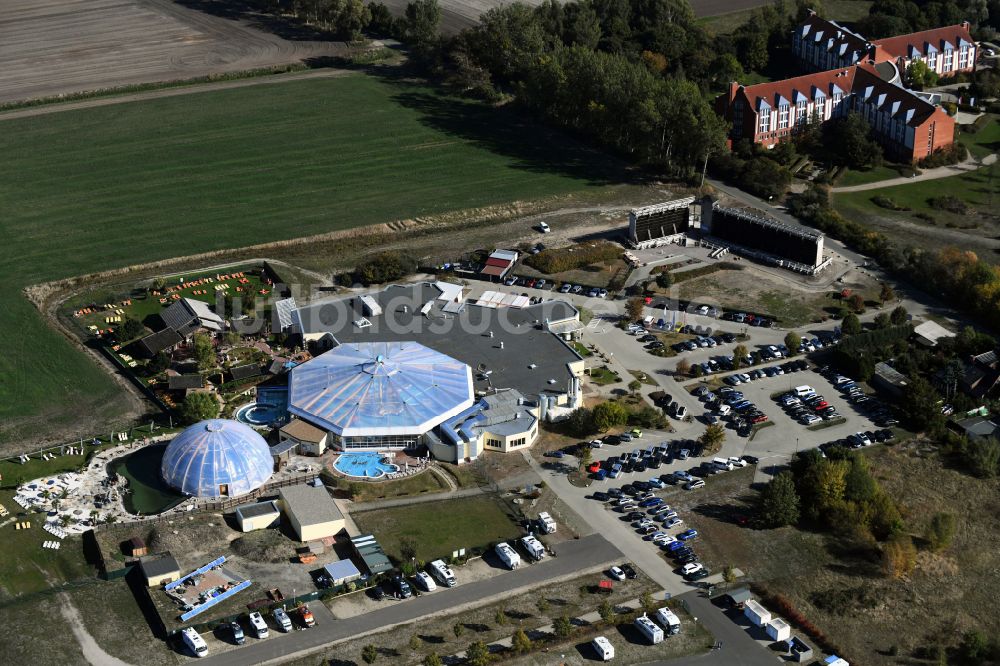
[728,81,740,106]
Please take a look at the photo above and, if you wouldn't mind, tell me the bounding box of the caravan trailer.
[495,542,521,569]
[654,607,681,635]
[592,636,615,661]
[520,535,546,561]
[634,614,664,644]
[181,628,208,658]
[429,559,456,587]
[248,611,269,639]
[537,512,557,534]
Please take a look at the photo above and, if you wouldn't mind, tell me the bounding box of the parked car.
[684,479,706,490]
[608,566,626,581]
[678,529,699,541]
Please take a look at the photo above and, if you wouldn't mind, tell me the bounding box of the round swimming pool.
[333,452,400,479]
[235,402,285,426]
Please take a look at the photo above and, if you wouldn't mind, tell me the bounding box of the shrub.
[928,195,968,214]
[871,195,910,211]
[353,251,414,286]
[919,142,967,168]
[882,534,917,579]
[524,241,620,274]
[924,513,957,551]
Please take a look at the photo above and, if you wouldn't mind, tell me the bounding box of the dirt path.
[0,68,354,122]
[59,593,135,666]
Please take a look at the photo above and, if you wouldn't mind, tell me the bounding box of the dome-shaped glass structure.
[160,419,273,498]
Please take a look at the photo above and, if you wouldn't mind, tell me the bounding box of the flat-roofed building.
[140,552,181,588]
[234,500,281,532]
[279,485,346,542]
[279,418,329,456]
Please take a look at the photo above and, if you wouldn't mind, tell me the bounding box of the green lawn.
[0,490,96,598]
[958,115,1000,160]
[0,72,620,447]
[836,163,906,187]
[352,494,521,563]
[834,161,1000,225]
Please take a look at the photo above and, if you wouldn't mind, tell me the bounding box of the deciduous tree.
[758,471,800,527]
[592,401,628,431]
[881,534,917,579]
[180,391,218,424]
[699,423,726,455]
[784,331,802,354]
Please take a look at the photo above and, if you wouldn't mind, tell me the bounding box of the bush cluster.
[524,241,620,274]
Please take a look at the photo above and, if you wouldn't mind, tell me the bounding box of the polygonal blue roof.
[288,341,474,436]
[161,419,273,498]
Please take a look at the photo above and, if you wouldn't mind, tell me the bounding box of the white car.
[664,517,684,529]
[681,562,704,577]
[653,534,676,546]
[590,439,604,448]
[538,222,551,233]
[661,510,678,521]
[801,414,821,425]
[608,566,626,581]
[728,457,748,468]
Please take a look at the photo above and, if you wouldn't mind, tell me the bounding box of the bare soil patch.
[0,0,348,104]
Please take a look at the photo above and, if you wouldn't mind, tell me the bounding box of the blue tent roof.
[161,419,273,498]
[288,341,474,436]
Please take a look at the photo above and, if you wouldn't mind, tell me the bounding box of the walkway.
[198,534,623,666]
[831,153,997,193]
[347,486,486,513]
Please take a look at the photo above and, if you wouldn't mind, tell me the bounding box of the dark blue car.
[678,529,699,541]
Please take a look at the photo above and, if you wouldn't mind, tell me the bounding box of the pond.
[110,444,185,515]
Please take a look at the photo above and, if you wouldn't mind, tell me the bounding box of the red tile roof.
[798,12,868,54]
[872,24,974,60]
[481,265,507,277]
[485,257,513,268]
[737,67,856,110]
[852,62,938,125]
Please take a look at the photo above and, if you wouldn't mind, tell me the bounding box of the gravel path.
[831,153,998,193]
[60,593,135,666]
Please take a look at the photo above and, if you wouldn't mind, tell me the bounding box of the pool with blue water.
[333,452,399,479]
[235,386,288,427]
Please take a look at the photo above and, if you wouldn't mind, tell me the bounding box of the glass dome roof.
[160,419,273,498]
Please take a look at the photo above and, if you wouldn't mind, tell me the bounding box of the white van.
[794,385,815,397]
[655,607,682,635]
[712,457,734,471]
[429,559,457,587]
[248,611,269,639]
[181,627,208,658]
[592,635,615,660]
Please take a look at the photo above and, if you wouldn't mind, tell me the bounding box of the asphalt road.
[196,534,622,665]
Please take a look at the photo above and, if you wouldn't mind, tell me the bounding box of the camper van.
[414,571,437,592]
[654,607,681,635]
[182,628,208,658]
[429,559,457,587]
[537,512,557,534]
[273,607,293,633]
[495,542,521,569]
[520,535,546,561]
[592,635,615,661]
[248,611,269,639]
[634,614,664,644]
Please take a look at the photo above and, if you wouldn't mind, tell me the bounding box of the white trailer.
[634,614,664,644]
[592,635,615,661]
[181,627,208,658]
[712,457,734,471]
[520,535,546,561]
[414,571,437,592]
[744,599,772,627]
[429,559,456,587]
[495,542,521,569]
[538,512,557,534]
[766,617,791,641]
[654,607,681,635]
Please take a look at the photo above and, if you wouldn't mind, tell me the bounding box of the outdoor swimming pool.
[333,452,400,479]
[235,387,288,427]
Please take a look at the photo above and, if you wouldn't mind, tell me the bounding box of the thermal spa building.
[286,341,541,463]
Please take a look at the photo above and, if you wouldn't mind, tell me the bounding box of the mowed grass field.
[0,72,620,447]
[352,494,522,563]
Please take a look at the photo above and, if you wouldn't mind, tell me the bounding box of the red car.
[813,401,829,411]
[588,462,602,474]
[751,414,769,424]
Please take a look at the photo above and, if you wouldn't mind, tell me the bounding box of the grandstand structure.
[699,201,829,274]
[628,197,697,249]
